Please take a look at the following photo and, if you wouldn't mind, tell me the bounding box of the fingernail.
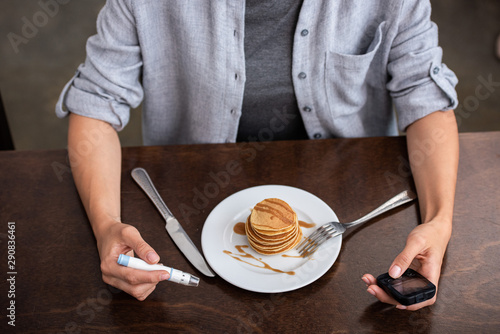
[367,288,376,296]
[389,265,401,278]
[160,273,170,281]
[147,252,159,263]
[361,277,370,285]
[396,305,407,310]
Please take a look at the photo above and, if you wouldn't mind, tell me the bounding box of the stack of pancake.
[245,198,302,255]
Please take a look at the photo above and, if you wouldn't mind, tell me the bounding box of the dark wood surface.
[0,132,499,333]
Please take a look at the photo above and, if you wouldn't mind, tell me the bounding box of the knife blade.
[131,167,216,277]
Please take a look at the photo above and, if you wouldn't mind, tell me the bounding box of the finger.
[103,268,169,301]
[361,274,401,306]
[136,285,158,302]
[116,267,170,285]
[389,237,426,278]
[121,226,160,264]
[105,276,158,301]
[366,284,401,306]
[361,274,376,286]
[404,297,436,311]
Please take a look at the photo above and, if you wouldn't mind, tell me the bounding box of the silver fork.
[297,190,417,257]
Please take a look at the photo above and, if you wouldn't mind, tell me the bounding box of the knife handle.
[131,168,174,221]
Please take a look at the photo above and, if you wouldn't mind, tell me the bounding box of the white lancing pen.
[117,254,200,287]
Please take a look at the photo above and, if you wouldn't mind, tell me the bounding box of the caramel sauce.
[223,245,295,275]
[233,222,246,235]
[298,220,316,228]
[254,201,295,226]
[281,254,303,259]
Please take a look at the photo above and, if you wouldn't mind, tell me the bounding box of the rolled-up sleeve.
[387,0,458,132]
[55,0,143,131]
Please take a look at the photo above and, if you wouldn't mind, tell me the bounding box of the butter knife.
[131,167,216,277]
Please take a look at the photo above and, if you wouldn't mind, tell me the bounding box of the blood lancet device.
[117,254,199,287]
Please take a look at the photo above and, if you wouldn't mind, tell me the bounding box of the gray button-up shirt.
[56,0,458,145]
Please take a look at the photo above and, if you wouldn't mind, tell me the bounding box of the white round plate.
[201,185,341,293]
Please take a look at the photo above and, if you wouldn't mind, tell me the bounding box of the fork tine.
[296,234,313,250]
[300,231,328,255]
[297,229,321,251]
[297,224,332,252]
[297,238,316,254]
[297,223,336,254]
[300,229,341,257]
[299,241,318,256]
[301,244,319,258]
[296,238,313,254]
[297,227,322,251]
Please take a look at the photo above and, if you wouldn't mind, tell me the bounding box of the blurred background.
[0,0,499,151]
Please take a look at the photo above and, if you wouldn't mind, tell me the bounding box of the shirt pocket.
[324,21,386,118]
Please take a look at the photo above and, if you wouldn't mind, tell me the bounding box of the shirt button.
[303,106,312,112]
[298,72,307,79]
[433,67,440,75]
[301,29,309,36]
[313,133,322,139]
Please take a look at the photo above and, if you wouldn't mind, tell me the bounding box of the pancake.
[246,198,303,255]
[250,198,296,233]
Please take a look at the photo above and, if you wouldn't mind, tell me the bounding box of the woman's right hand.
[68,114,168,300]
[95,220,170,300]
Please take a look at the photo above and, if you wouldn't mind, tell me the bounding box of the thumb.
[122,226,160,264]
[389,238,424,278]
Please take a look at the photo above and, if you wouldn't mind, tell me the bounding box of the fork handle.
[343,190,417,229]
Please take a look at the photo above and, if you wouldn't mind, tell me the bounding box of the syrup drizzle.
[281,254,303,259]
[223,245,295,275]
[254,203,295,225]
[298,220,316,228]
[233,222,246,235]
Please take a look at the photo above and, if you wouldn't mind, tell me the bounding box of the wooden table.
[1,132,499,333]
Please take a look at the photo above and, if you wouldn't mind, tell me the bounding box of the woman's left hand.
[362,218,452,310]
